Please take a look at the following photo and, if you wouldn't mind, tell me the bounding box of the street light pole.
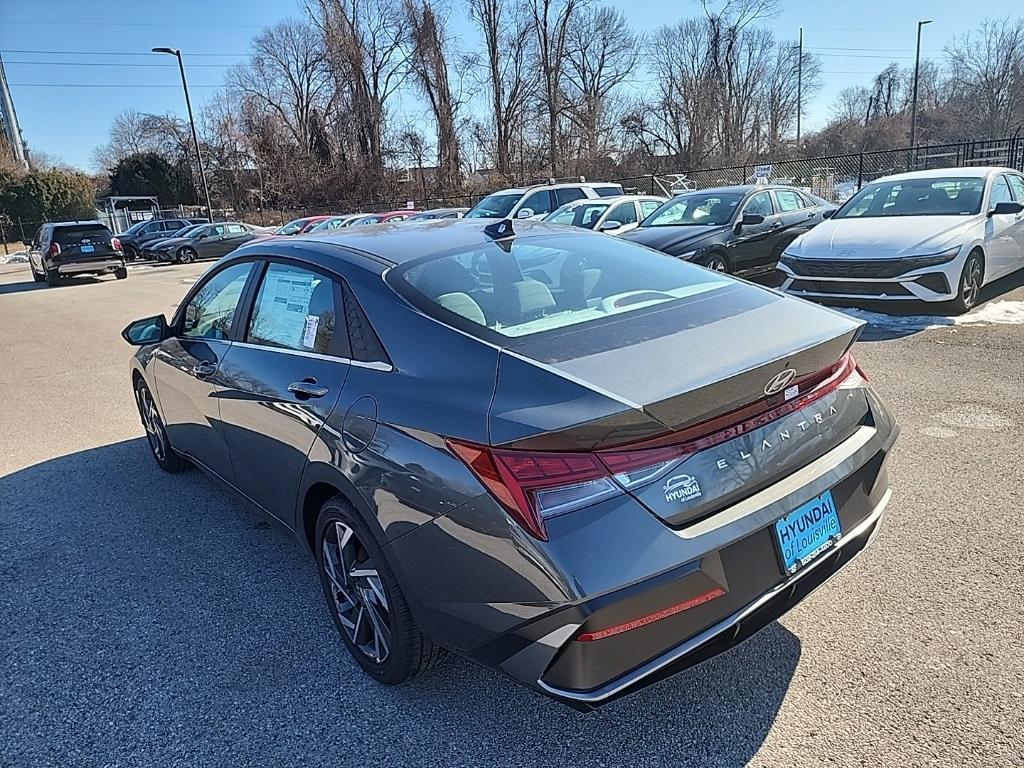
[909,20,932,149]
[152,47,212,221]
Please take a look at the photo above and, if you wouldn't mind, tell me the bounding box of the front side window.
[276,219,306,235]
[643,192,743,227]
[991,175,1013,205]
[391,234,732,339]
[180,262,253,340]
[744,192,774,217]
[774,190,804,212]
[548,202,608,228]
[247,263,337,355]
[1006,174,1024,200]
[835,176,986,218]
[608,202,638,225]
[521,190,554,217]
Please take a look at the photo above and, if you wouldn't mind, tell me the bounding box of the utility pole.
[0,52,30,170]
[910,20,932,148]
[796,28,803,146]
[152,47,213,220]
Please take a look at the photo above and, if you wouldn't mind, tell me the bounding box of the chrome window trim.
[230,340,393,371]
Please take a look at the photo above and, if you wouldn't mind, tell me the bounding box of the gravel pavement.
[1,261,1022,768]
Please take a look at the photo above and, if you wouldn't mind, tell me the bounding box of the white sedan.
[544,195,667,235]
[778,166,1024,313]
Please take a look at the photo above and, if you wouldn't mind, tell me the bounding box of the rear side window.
[554,187,586,206]
[594,186,625,198]
[247,263,338,355]
[1007,175,1024,200]
[639,200,661,218]
[52,224,111,244]
[774,190,804,212]
[390,234,732,340]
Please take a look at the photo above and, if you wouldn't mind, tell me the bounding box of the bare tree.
[314,0,410,180]
[529,0,588,175]
[946,18,1024,137]
[230,19,335,158]
[563,6,640,164]
[404,0,463,192]
[467,0,534,178]
[762,39,822,151]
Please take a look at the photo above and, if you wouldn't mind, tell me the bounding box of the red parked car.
[348,211,419,226]
[274,215,333,236]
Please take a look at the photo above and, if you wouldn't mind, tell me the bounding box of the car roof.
[872,166,1013,183]
[284,218,575,266]
[558,194,663,207]
[673,184,816,196]
[49,220,105,227]
[489,182,623,195]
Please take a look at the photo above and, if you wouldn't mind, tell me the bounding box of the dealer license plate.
[775,490,841,574]
[80,245,94,253]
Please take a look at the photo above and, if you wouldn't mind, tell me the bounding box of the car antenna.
[483,219,515,242]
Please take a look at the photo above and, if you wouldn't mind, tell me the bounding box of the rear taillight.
[48,242,61,257]
[449,353,865,541]
[111,237,122,252]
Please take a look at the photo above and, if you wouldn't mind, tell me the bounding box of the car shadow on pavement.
[1,439,800,768]
[0,274,111,296]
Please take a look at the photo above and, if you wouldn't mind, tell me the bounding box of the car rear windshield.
[643,192,744,226]
[53,224,112,244]
[466,193,521,219]
[835,177,985,218]
[388,233,732,340]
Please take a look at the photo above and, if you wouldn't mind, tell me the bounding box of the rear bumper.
[538,487,889,708]
[57,258,124,275]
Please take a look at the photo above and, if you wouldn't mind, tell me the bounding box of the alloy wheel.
[136,385,167,461]
[706,255,728,272]
[962,256,982,310]
[321,521,392,663]
[179,248,195,264]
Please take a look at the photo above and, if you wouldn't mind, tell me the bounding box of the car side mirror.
[822,209,836,219]
[988,201,1024,217]
[599,220,622,232]
[734,212,764,234]
[516,207,534,219]
[121,314,168,346]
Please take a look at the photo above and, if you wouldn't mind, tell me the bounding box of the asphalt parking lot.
[1,260,1022,768]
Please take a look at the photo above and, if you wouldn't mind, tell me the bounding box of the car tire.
[701,251,732,273]
[115,266,128,280]
[134,379,187,472]
[948,249,984,315]
[177,247,196,264]
[46,269,60,287]
[315,496,446,685]
[31,263,45,282]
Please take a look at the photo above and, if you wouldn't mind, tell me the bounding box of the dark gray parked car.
[122,220,898,708]
[153,222,260,264]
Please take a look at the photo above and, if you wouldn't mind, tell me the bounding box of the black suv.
[26,221,127,286]
[117,217,208,260]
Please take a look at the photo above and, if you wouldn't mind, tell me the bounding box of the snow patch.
[0,250,28,264]
[835,300,1024,331]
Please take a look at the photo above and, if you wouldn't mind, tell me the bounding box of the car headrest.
[437,292,486,326]
[416,258,477,299]
[509,278,556,321]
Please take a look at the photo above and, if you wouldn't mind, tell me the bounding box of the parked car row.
[117,216,209,260]
[273,207,467,238]
[147,221,267,264]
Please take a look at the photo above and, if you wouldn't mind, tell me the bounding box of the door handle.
[192,361,217,378]
[288,379,330,398]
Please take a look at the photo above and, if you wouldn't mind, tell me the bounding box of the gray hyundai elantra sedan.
[122,219,898,709]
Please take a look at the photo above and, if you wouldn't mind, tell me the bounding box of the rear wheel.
[46,269,60,287]
[134,379,186,472]
[316,497,445,685]
[701,251,731,274]
[949,249,984,315]
[115,266,128,280]
[177,247,196,264]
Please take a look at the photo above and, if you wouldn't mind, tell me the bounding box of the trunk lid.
[489,283,867,526]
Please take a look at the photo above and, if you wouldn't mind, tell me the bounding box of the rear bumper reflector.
[575,587,727,642]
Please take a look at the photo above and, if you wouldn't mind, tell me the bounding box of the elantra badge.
[764,369,797,396]
[664,474,702,504]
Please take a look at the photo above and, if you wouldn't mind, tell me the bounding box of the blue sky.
[1,0,1017,170]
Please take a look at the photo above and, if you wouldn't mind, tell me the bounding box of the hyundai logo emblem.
[764,369,797,396]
